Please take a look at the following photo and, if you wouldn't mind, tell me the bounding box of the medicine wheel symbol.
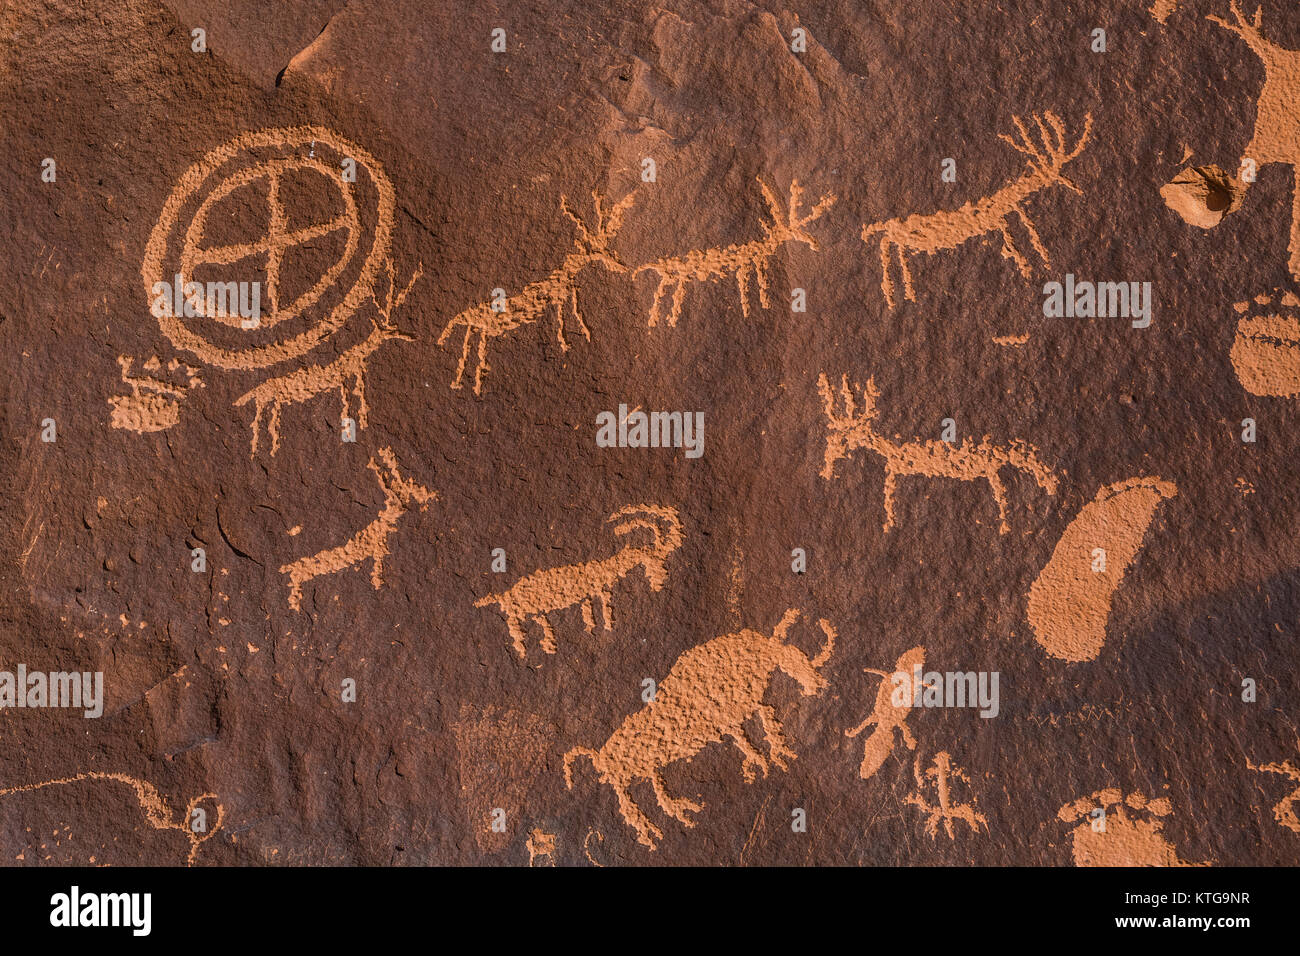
[141,126,396,372]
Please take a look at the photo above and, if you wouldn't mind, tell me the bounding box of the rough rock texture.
[2,0,1300,866]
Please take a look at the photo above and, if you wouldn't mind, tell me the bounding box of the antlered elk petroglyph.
[818,373,1058,534]
[564,608,834,850]
[1248,740,1300,834]
[1058,789,1211,866]
[0,772,223,866]
[438,190,635,394]
[475,505,682,659]
[1208,2,1300,278]
[906,752,987,840]
[279,447,434,611]
[846,646,924,780]
[635,178,834,327]
[862,111,1092,307]
[234,259,422,457]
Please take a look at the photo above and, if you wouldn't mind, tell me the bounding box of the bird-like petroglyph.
[438,190,634,395]
[846,646,924,780]
[1058,789,1211,866]
[0,772,223,866]
[635,178,834,327]
[818,373,1058,534]
[279,447,435,611]
[564,608,834,850]
[906,751,987,840]
[862,111,1091,307]
[474,504,682,659]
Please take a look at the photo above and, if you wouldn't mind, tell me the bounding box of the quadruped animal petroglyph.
[818,373,1058,534]
[846,646,925,780]
[438,190,635,395]
[906,751,987,840]
[862,111,1092,307]
[1208,2,1300,279]
[563,608,834,850]
[475,505,682,659]
[279,447,435,611]
[635,178,835,327]
[0,772,223,866]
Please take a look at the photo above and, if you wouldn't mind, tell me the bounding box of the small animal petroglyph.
[234,259,422,457]
[846,646,924,780]
[475,504,682,659]
[564,608,834,850]
[527,828,557,866]
[862,111,1091,307]
[635,178,834,327]
[279,447,434,611]
[1208,3,1300,279]
[438,190,634,394]
[906,752,987,840]
[108,356,203,433]
[0,772,223,866]
[1058,789,1211,867]
[818,373,1058,533]
[1248,740,1300,834]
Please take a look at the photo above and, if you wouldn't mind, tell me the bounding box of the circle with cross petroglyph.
[141,126,395,372]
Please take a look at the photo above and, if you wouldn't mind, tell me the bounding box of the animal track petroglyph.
[818,373,1058,534]
[906,752,987,840]
[438,190,634,394]
[475,505,682,659]
[107,356,203,433]
[862,111,1091,307]
[1208,2,1300,279]
[1230,290,1300,396]
[1248,741,1300,834]
[234,259,422,457]
[1058,789,1210,866]
[1027,477,1177,662]
[635,178,834,327]
[279,448,434,611]
[0,772,223,866]
[846,646,924,780]
[564,608,834,850]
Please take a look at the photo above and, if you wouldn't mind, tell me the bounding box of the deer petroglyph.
[438,191,634,395]
[1208,2,1300,279]
[279,447,435,611]
[862,111,1091,307]
[475,505,682,658]
[563,608,834,849]
[846,646,925,780]
[235,259,421,457]
[635,178,834,327]
[818,373,1058,534]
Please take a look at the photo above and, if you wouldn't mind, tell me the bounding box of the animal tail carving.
[856,727,895,780]
[563,746,599,789]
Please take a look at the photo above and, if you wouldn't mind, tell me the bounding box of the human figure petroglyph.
[862,111,1091,307]
[0,772,223,866]
[108,356,203,433]
[906,752,987,840]
[1248,739,1300,834]
[1208,2,1300,279]
[438,190,635,394]
[475,505,682,659]
[234,259,422,457]
[635,178,834,327]
[1058,789,1211,867]
[818,373,1058,534]
[846,646,925,780]
[564,608,834,850]
[279,447,434,611]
